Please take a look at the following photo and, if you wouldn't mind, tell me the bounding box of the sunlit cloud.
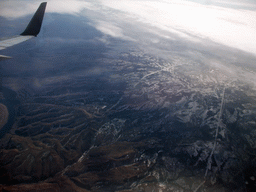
[94,21,135,41]
[100,0,256,55]
[95,21,124,38]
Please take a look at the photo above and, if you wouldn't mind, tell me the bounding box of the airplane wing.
[0,2,47,60]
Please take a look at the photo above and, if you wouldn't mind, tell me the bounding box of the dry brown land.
[0,103,8,130]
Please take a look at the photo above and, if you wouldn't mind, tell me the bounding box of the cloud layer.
[100,0,256,55]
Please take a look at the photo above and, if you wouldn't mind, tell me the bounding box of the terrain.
[1,46,256,191]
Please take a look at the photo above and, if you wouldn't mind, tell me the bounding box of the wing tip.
[20,2,47,36]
